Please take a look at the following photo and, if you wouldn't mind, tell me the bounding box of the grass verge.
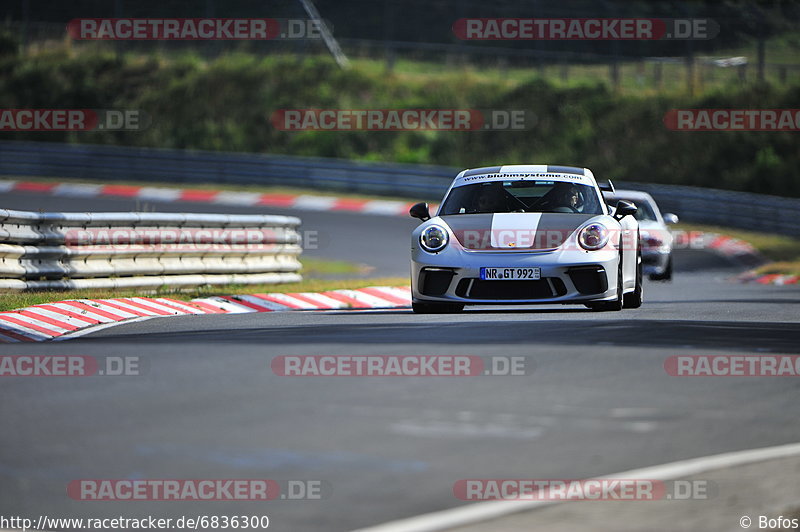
[674,222,800,276]
[300,257,370,276]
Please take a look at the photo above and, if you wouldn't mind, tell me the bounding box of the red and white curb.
[736,272,800,286]
[698,234,797,286]
[0,286,411,343]
[0,179,437,217]
[702,233,764,265]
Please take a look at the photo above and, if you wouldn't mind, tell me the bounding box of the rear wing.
[598,179,615,193]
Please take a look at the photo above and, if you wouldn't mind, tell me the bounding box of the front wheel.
[649,256,673,281]
[412,301,465,314]
[623,246,644,309]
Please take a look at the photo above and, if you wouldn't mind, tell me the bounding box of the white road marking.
[351,441,800,532]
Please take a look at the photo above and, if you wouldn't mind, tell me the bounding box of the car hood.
[441,212,598,250]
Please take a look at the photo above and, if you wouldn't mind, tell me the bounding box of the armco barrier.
[1,141,799,236]
[0,141,453,199]
[0,209,302,291]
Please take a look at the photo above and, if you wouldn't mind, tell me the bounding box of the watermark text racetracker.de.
[270,109,535,131]
[454,478,716,500]
[665,355,800,377]
[65,227,318,251]
[453,18,718,40]
[447,228,706,252]
[68,479,330,501]
[68,18,326,40]
[0,109,148,131]
[664,109,800,131]
[271,355,530,376]
[0,355,143,377]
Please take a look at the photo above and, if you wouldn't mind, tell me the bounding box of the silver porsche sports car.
[608,190,679,281]
[409,165,643,313]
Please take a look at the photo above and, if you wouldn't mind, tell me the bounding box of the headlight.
[578,223,609,251]
[420,225,449,252]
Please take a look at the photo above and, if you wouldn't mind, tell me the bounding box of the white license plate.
[480,267,541,281]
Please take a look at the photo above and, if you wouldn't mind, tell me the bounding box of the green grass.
[300,257,370,276]
[674,222,800,276]
[674,222,800,262]
[754,261,800,276]
[4,42,800,195]
[0,276,408,312]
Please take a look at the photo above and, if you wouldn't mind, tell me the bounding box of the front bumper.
[411,246,620,305]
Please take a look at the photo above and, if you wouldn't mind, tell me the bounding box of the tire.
[649,256,673,282]
[412,301,465,314]
[586,252,624,312]
[623,245,644,309]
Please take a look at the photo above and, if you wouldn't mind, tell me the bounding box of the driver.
[472,185,506,213]
[551,182,582,213]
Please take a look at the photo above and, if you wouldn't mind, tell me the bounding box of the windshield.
[440,181,604,215]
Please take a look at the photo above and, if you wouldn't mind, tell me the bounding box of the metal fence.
[1,140,799,237]
[616,182,800,236]
[0,207,302,291]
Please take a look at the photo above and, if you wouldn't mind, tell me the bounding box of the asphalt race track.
[1,191,799,531]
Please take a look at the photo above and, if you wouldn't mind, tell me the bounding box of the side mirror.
[615,200,637,219]
[663,213,679,224]
[409,202,431,221]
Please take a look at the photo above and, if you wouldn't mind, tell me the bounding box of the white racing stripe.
[0,315,60,338]
[94,299,164,316]
[129,297,188,315]
[53,183,103,197]
[153,298,207,314]
[0,319,51,340]
[489,213,542,248]
[362,201,408,215]
[499,164,548,173]
[198,297,257,313]
[293,292,347,309]
[293,195,338,210]
[336,289,398,308]
[75,300,140,319]
[0,313,70,334]
[20,307,90,328]
[136,187,183,201]
[213,191,263,206]
[234,294,293,311]
[362,286,412,304]
[48,302,119,323]
[257,292,319,309]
